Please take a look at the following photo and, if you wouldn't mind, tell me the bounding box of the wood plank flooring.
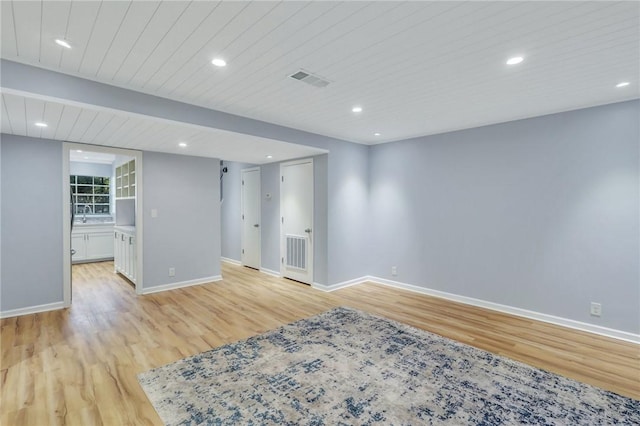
[1,261,638,425]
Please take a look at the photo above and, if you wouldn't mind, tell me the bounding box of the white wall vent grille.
[286,235,307,270]
[289,70,330,88]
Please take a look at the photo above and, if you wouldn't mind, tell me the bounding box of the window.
[71,175,111,214]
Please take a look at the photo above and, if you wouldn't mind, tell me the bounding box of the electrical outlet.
[391,266,397,276]
[169,267,175,277]
[590,302,602,317]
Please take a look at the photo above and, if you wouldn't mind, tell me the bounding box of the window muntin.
[71,175,111,215]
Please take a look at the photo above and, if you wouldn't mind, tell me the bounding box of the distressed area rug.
[138,307,639,425]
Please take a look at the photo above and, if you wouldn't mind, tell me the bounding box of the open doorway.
[62,143,144,307]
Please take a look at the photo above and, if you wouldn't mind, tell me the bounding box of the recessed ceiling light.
[616,81,630,88]
[83,156,89,160]
[76,150,83,153]
[374,132,381,136]
[506,56,524,65]
[266,155,273,159]
[211,58,227,67]
[35,122,48,127]
[352,106,363,113]
[179,142,187,148]
[55,39,71,49]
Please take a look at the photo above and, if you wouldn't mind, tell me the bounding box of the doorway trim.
[62,143,144,307]
[280,158,314,284]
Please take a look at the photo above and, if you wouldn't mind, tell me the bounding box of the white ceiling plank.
[151,1,254,95]
[54,104,82,141]
[94,1,162,80]
[81,111,118,143]
[12,0,41,60]
[24,97,45,138]
[39,1,72,67]
[91,114,128,145]
[174,1,335,103]
[40,101,65,140]
[102,116,139,146]
[78,1,132,76]
[1,1,18,58]
[58,1,102,71]
[109,117,158,148]
[110,1,191,85]
[173,1,285,100]
[129,1,221,88]
[201,2,371,106]
[1,94,14,134]
[66,109,99,142]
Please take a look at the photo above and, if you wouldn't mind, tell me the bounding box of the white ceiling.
[69,150,116,164]
[0,91,326,164]
[1,1,639,150]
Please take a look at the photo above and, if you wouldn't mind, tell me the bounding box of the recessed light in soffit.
[211,58,227,67]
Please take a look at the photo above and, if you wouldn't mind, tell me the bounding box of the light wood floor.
[1,262,638,425]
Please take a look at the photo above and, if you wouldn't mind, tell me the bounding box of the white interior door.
[241,168,261,269]
[280,159,313,284]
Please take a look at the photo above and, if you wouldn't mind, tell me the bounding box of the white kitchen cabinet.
[86,231,114,259]
[114,226,136,284]
[72,225,114,263]
[71,233,87,262]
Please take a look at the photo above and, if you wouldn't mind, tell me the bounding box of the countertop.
[73,221,115,228]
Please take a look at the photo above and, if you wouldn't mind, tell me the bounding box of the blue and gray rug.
[138,307,639,425]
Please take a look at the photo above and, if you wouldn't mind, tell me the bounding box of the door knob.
[254,224,260,228]
[304,228,312,233]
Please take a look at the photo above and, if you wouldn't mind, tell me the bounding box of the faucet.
[82,205,92,223]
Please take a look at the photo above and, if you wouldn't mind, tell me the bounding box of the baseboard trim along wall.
[259,268,280,278]
[312,276,369,292]
[313,275,640,344]
[141,275,223,295]
[220,257,242,266]
[0,301,66,319]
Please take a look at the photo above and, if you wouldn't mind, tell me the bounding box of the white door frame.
[62,143,144,306]
[240,167,261,269]
[280,158,314,284]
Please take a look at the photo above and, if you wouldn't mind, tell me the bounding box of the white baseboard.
[142,275,223,295]
[312,276,369,292]
[0,301,65,319]
[259,268,280,278]
[220,257,241,265]
[365,276,640,345]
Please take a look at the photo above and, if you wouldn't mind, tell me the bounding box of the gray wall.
[143,151,221,287]
[326,141,369,284]
[1,135,63,310]
[313,154,329,285]
[70,161,112,177]
[368,100,640,333]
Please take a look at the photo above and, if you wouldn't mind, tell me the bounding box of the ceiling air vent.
[289,69,330,88]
